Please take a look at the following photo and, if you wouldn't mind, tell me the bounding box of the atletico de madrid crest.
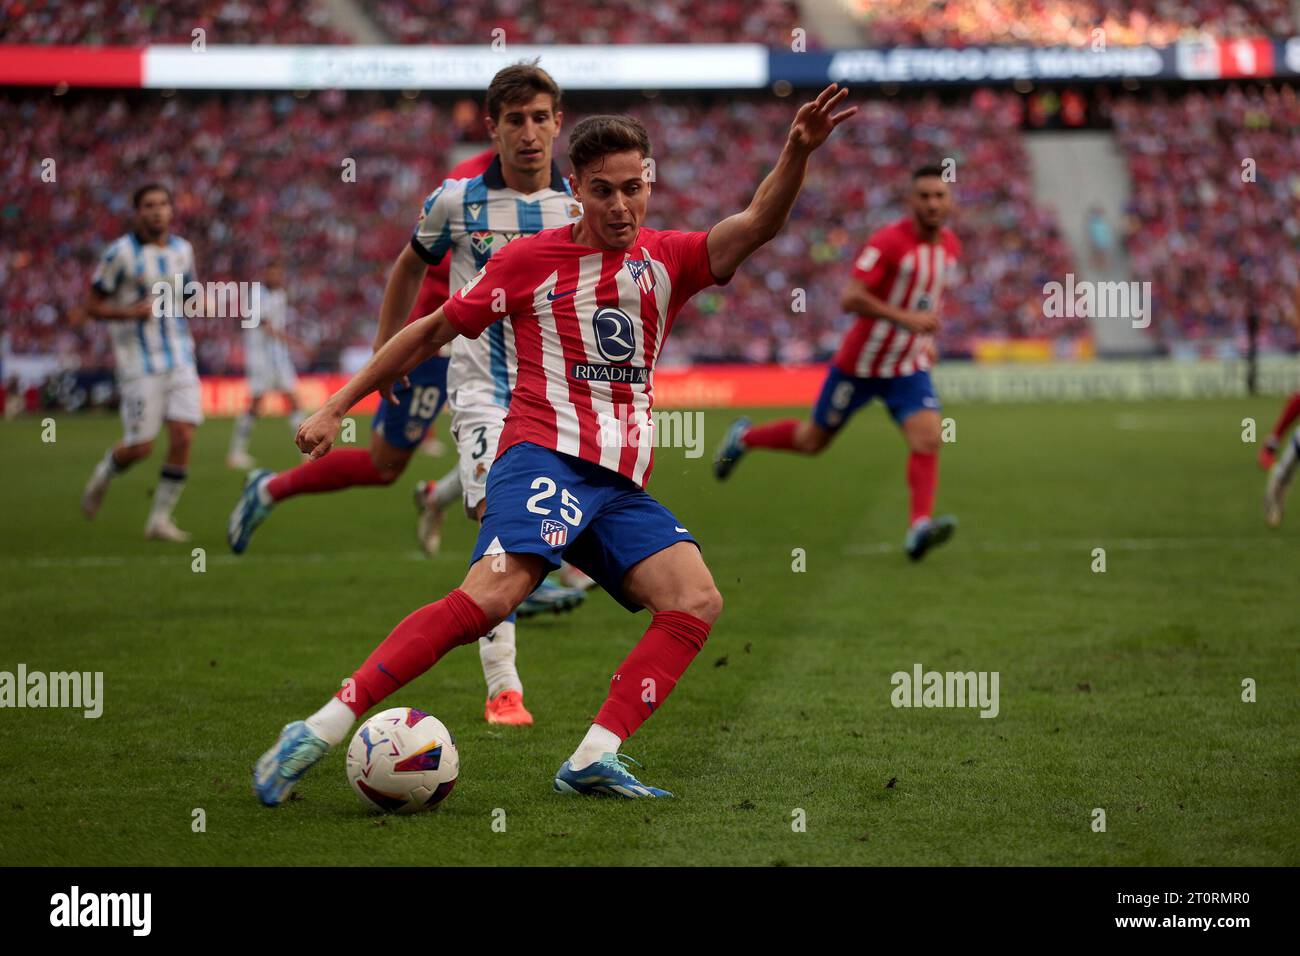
[540,519,568,549]
[625,258,655,294]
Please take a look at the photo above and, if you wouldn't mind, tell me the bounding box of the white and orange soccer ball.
[345,707,459,813]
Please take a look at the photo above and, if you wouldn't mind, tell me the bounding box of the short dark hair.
[912,164,946,181]
[568,115,652,176]
[133,183,171,208]
[485,61,561,122]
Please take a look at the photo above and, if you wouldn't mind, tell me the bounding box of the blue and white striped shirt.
[91,232,198,381]
[411,156,581,409]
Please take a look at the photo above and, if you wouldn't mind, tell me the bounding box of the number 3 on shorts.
[525,476,583,525]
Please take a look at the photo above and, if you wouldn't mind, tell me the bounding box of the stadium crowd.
[1111,84,1300,351]
[1,87,1082,377]
[0,0,351,45]
[4,0,1298,48]
[370,0,802,45]
[849,0,1298,47]
[1,0,801,46]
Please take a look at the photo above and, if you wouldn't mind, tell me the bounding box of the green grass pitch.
[0,399,1296,866]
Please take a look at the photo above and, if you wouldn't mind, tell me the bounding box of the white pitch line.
[1,536,1281,570]
[1,550,434,570]
[842,537,1283,556]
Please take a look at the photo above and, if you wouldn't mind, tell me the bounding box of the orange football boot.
[485,689,534,726]
[1259,438,1278,471]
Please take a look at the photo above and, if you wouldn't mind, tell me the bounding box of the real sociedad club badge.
[625,258,655,294]
[540,519,568,548]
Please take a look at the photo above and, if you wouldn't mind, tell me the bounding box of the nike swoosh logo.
[547,287,577,300]
[675,527,689,533]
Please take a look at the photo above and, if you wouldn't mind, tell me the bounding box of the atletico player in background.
[1258,288,1300,471]
[713,165,958,561]
[1262,288,1300,526]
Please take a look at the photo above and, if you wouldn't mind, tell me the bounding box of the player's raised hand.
[789,84,856,153]
[296,405,343,459]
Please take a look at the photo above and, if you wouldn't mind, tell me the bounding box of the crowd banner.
[2,39,1298,90]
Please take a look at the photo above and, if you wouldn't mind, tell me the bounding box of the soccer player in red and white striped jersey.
[252,86,857,804]
[714,166,960,561]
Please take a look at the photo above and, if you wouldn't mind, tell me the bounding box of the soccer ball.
[345,707,459,813]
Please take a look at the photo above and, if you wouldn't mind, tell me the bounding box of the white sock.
[148,466,186,523]
[230,412,254,455]
[1276,427,1300,488]
[102,447,126,477]
[255,473,275,507]
[432,466,462,510]
[569,723,621,769]
[305,697,355,747]
[479,618,522,699]
[90,450,116,489]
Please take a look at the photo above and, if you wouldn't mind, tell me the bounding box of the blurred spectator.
[1086,205,1114,270]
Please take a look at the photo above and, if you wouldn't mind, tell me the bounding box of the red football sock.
[741,419,800,452]
[594,610,710,739]
[267,449,390,502]
[339,589,489,717]
[1270,392,1300,441]
[907,451,938,525]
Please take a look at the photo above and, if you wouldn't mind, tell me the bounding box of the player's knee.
[797,425,831,454]
[367,454,403,485]
[679,584,723,626]
[470,592,512,630]
[910,433,941,455]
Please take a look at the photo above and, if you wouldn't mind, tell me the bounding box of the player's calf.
[81,444,146,518]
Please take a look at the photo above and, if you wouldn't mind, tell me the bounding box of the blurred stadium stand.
[1,0,1298,402]
[0,87,1081,376]
[845,0,1298,46]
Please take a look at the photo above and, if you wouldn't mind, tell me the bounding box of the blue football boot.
[252,720,330,806]
[554,752,673,799]
[712,416,750,481]
[227,468,275,554]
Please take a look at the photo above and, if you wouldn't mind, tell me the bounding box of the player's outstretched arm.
[706,84,856,280]
[373,243,429,352]
[296,308,458,458]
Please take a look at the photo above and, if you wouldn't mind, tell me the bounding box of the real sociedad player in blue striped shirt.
[80,183,204,542]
